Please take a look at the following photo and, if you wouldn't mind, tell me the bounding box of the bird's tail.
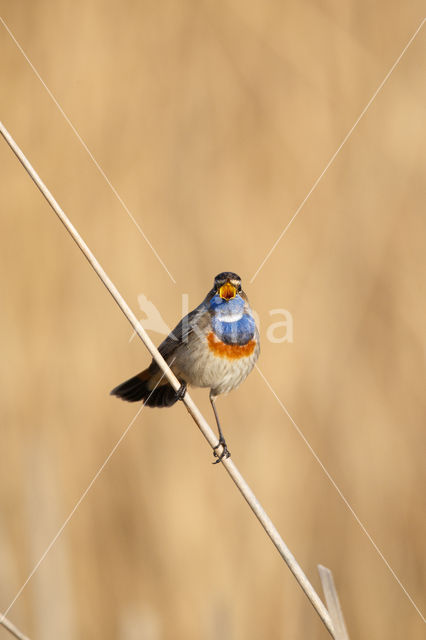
[110,367,180,408]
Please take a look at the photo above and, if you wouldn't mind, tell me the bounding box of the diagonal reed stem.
[0,613,30,640]
[0,120,335,637]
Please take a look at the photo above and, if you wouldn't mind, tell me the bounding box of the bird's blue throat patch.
[209,295,255,345]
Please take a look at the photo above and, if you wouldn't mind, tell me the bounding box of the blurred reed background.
[0,1,425,638]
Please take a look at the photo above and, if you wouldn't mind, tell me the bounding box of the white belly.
[171,331,260,396]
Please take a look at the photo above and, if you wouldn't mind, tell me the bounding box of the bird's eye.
[237,284,242,292]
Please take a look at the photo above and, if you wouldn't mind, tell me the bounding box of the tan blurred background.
[0,1,425,638]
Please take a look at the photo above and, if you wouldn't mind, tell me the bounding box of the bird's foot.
[176,381,187,401]
[213,437,231,464]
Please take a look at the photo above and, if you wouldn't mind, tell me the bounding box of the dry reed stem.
[318,565,350,640]
[0,613,30,640]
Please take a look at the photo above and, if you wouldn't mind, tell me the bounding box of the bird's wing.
[158,304,209,359]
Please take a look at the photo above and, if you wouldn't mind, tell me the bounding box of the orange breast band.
[207,331,256,359]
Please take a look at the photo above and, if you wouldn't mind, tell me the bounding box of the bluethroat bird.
[111,272,260,462]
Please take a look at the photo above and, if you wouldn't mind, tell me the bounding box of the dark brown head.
[213,272,242,301]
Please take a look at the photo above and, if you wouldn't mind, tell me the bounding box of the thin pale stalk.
[318,565,350,640]
[0,614,30,640]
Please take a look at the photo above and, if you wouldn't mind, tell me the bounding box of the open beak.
[219,282,237,301]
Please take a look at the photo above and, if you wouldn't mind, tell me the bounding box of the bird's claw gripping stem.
[176,381,187,401]
[213,437,231,464]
